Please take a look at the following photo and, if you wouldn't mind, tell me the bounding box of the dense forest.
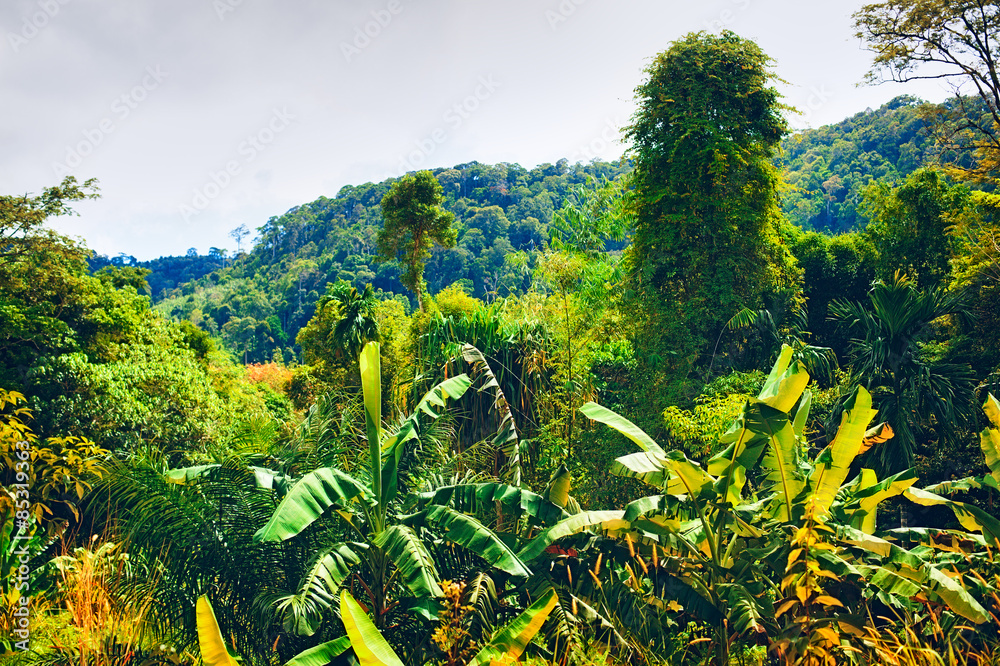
[6,6,1000,666]
[88,95,966,369]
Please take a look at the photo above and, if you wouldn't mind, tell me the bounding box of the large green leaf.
[708,403,770,504]
[845,468,916,534]
[611,451,668,488]
[379,373,472,507]
[543,464,572,509]
[284,637,351,666]
[417,483,569,526]
[254,468,371,542]
[374,524,442,598]
[904,486,1000,548]
[809,387,878,517]
[360,341,383,502]
[837,525,988,623]
[664,450,715,498]
[580,402,665,456]
[460,344,523,486]
[468,589,558,666]
[759,409,804,522]
[406,505,531,577]
[718,582,770,636]
[980,393,1000,486]
[518,511,627,563]
[196,595,239,666]
[163,464,218,483]
[164,464,293,493]
[340,590,404,666]
[757,345,809,413]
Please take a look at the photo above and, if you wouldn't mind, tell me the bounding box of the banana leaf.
[837,525,988,623]
[373,524,442,598]
[404,505,531,577]
[196,595,239,666]
[254,468,372,542]
[809,387,878,517]
[284,637,352,666]
[580,401,665,456]
[980,393,1000,485]
[611,451,668,488]
[903,487,1000,548]
[340,590,404,666]
[518,511,628,563]
[468,589,558,666]
[757,345,810,413]
[360,342,383,502]
[277,542,361,636]
[417,482,568,526]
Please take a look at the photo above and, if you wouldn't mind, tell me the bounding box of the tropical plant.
[517,346,1000,665]
[830,271,976,474]
[254,342,544,662]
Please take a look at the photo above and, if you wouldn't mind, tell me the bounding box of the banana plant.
[523,345,995,665]
[285,589,558,666]
[254,342,532,642]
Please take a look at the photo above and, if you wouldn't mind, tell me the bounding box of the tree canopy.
[623,31,800,378]
[377,171,457,311]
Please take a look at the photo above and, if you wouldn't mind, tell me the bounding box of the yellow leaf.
[814,595,844,607]
[774,598,798,617]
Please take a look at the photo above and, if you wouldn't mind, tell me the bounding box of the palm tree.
[316,282,380,362]
[829,271,975,474]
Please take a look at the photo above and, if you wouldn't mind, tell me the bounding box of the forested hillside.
[145,159,630,364]
[8,9,1000,666]
[777,95,978,232]
[108,95,977,367]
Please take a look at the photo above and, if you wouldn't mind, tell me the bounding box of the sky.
[1,0,957,261]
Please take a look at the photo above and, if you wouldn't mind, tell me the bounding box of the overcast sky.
[1,0,954,260]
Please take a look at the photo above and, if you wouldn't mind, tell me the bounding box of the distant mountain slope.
[777,94,973,233]
[147,159,631,363]
[112,97,977,364]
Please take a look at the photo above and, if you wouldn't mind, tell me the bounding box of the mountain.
[777,94,974,233]
[125,159,631,364]
[99,96,973,364]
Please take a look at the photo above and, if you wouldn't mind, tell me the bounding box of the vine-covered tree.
[377,171,456,311]
[623,31,800,379]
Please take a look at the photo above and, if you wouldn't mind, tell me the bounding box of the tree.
[622,31,800,379]
[377,171,456,311]
[860,168,967,289]
[229,224,250,255]
[854,0,1000,180]
[830,272,976,474]
[0,176,99,262]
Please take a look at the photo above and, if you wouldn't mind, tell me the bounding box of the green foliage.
[860,168,969,288]
[830,272,976,474]
[378,171,457,311]
[854,0,1000,182]
[624,31,801,385]
[778,95,952,232]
